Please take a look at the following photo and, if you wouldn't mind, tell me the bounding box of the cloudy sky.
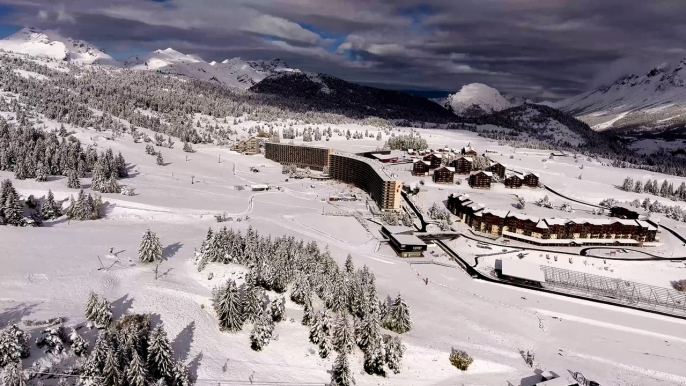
[0,0,684,100]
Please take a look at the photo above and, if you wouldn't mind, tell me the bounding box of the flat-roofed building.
[388,233,427,257]
[232,137,261,155]
[264,142,331,171]
[329,152,402,210]
[433,166,455,184]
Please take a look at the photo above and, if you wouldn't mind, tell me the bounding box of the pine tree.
[3,191,24,226]
[102,350,123,386]
[0,324,30,367]
[40,190,62,220]
[383,334,405,374]
[147,325,176,383]
[69,330,89,357]
[634,180,643,194]
[215,279,243,332]
[171,362,191,386]
[385,293,412,334]
[35,162,48,182]
[290,274,310,305]
[85,292,99,320]
[271,297,285,323]
[332,314,354,354]
[363,333,386,376]
[301,297,314,326]
[95,298,113,328]
[2,360,26,386]
[356,314,381,352]
[156,152,164,166]
[125,350,148,386]
[183,142,194,153]
[139,229,162,263]
[91,163,107,192]
[344,254,354,275]
[331,353,353,386]
[242,282,264,324]
[250,309,274,351]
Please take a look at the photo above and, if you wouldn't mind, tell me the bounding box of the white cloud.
[244,14,321,44]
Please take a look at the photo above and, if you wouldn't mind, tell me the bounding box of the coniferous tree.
[2,360,26,386]
[215,279,244,332]
[242,282,264,324]
[332,314,354,354]
[125,350,149,386]
[67,169,81,189]
[330,353,353,386]
[147,325,176,383]
[40,190,62,220]
[156,152,164,166]
[85,292,100,321]
[271,297,286,323]
[250,308,274,351]
[102,350,123,386]
[0,324,30,367]
[290,274,310,305]
[69,330,89,357]
[3,192,24,226]
[363,332,386,376]
[91,163,107,192]
[301,297,314,326]
[139,229,163,263]
[95,298,113,328]
[383,334,405,374]
[634,180,643,194]
[385,293,412,334]
[35,162,48,182]
[171,362,191,386]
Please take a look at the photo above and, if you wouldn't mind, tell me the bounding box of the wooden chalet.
[452,156,473,174]
[503,172,523,189]
[468,171,493,189]
[523,172,540,188]
[462,145,478,157]
[433,166,455,184]
[412,159,430,176]
[488,162,506,179]
[423,153,443,168]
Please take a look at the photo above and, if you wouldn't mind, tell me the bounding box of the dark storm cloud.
[1,0,685,99]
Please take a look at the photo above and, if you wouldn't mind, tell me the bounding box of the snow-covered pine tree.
[242,282,264,324]
[330,353,353,386]
[102,176,121,194]
[3,191,25,226]
[2,360,26,386]
[332,314,354,354]
[183,142,194,153]
[383,334,405,374]
[91,163,107,192]
[344,254,354,275]
[156,152,164,166]
[215,279,244,332]
[40,190,62,220]
[171,362,191,386]
[290,274,310,305]
[139,229,162,263]
[0,324,30,367]
[363,332,386,376]
[102,350,123,386]
[69,330,89,357]
[250,308,275,351]
[95,298,113,328]
[271,296,286,322]
[85,292,99,321]
[35,162,48,182]
[386,293,412,334]
[125,350,149,386]
[301,297,314,326]
[356,313,381,351]
[147,325,176,383]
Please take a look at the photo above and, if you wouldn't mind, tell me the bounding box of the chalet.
[488,162,506,179]
[469,171,493,189]
[452,156,473,174]
[462,145,477,157]
[610,204,649,220]
[503,172,523,189]
[423,153,443,168]
[433,166,455,184]
[412,159,430,176]
[232,137,260,155]
[523,172,540,188]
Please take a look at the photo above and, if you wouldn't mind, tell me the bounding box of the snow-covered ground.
[4,112,686,386]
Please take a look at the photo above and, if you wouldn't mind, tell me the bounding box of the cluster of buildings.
[265,142,402,210]
[447,194,658,246]
[232,137,262,155]
[411,145,539,189]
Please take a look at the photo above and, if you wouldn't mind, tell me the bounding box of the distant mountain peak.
[445,83,512,116]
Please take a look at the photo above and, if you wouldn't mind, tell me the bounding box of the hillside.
[0,27,116,65]
[250,72,458,122]
[554,58,686,133]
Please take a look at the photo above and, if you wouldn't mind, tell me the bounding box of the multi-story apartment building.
[264,142,332,171]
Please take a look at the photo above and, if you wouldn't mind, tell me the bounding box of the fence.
[540,266,686,317]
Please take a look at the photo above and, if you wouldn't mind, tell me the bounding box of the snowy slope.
[124,50,297,89]
[554,58,686,131]
[0,27,116,65]
[445,83,512,116]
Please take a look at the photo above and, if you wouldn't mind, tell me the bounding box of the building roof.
[535,220,549,229]
[508,213,540,222]
[524,171,541,178]
[470,170,493,177]
[435,166,455,172]
[383,225,414,235]
[611,203,649,215]
[457,194,470,201]
[457,156,473,163]
[390,234,426,246]
[331,151,397,182]
[636,220,657,231]
[463,145,476,152]
[371,153,398,161]
[413,159,430,165]
[544,218,569,226]
[496,258,545,283]
[504,171,523,180]
[483,209,509,218]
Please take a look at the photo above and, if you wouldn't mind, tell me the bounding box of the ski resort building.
[265,143,402,210]
[447,194,658,245]
[488,161,506,179]
[381,226,427,257]
[232,137,261,155]
[264,142,332,171]
[610,204,649,220]
[504,172,523,189]
[523,172,540,188]
[462,145,478,157]
[329,152,402,211]
[412,159,430,176]
[433,166,455,184]
[469,171,493,189]
[451,156,473,174]
[422,153,443,168]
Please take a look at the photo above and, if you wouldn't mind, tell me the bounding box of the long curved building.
[265,142,402,210]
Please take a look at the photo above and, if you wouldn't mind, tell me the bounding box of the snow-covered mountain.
[554,58,686,131]
[444,83,512,116]
[0,27,116,65]
[123,49,297,89]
